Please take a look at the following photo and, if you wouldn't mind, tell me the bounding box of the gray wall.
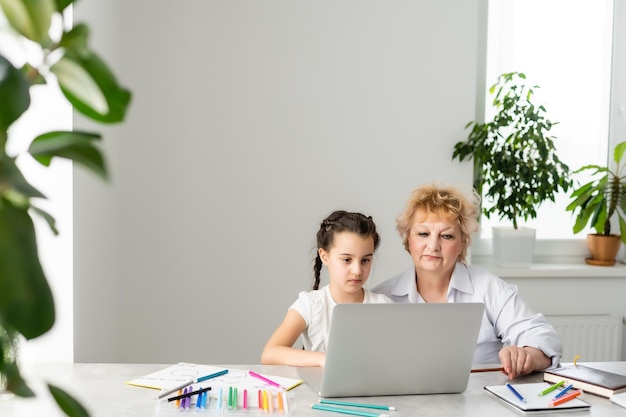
[74,1,483,363]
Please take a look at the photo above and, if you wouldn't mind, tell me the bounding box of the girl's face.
[407,210,464,279]
[319,231,375,295]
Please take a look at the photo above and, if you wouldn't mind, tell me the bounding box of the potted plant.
[0,0,130,415]
[452,72,572,267]
[566,140,626,266]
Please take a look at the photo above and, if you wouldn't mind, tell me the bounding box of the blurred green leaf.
[51,50,131,123]
[59,23,89,56]
[0,0,55,44]
[50,56,109,115]
[0,54,30,132]
[0,156,46,199]
[0,359,35,397]
[0,198,55,340]
[53,0,75,12]
[29,130,107,180]
[48,384,90,417]
[30,204,59,235]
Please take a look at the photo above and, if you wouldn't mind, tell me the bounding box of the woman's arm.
[261,309,326,367]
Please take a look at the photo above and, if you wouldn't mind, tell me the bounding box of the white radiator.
[546,314,623,362]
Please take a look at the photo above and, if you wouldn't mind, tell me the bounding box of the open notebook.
[298,302,484,397]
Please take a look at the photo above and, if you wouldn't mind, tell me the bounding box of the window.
[482,0,615,240]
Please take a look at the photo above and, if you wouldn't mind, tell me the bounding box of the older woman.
[373,182,561,379]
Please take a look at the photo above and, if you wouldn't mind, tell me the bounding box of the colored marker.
[258,389,263,409]
[506,383,526,403]
[243,389,248,410]
[539,380,565,396]
[248,370,285,389]
[311,403,390,417]
[167,386,212,402]
[268,390,274,413]
[282,391,290,414]
[262,390,269,411]
[195,389,203,408]
[277,391,284,413]
[554,384,573,399]
[551,389,582,406]
[320,399,396,411]
[217,387,223,410]
[157,369,229,399]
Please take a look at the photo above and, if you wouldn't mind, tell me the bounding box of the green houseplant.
[452,72,571,266]
[566,140,626,265]
[0,0,131,415]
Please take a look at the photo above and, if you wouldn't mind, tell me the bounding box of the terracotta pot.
[585,234,622,266]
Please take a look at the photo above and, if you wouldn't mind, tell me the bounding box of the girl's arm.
[261,309,326,367]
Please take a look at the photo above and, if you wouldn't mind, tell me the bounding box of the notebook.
[298,302,484,397]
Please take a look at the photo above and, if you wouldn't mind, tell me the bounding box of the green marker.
[539,380,565,396]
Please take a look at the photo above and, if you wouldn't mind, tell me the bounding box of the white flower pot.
[492,226,536,268]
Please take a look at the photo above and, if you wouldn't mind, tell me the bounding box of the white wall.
[73,0,482,363]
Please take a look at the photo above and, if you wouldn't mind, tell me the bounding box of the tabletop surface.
[1,362,626,416]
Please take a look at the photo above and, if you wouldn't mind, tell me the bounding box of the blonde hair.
[396,182,480,262]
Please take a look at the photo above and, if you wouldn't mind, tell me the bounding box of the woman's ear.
[318,248,329,265]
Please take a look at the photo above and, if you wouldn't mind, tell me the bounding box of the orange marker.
[175,389,182,407]
[267,391,273,413]
[551,389,582,406]
[277,391,284,413]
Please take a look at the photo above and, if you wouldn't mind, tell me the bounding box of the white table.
[1,362,625,416]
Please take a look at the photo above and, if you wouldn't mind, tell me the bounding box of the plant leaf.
[50,50,131,123]
[0,0,56,44]
[30,204,59,235]
[0,359,35,397]
[0,54,31,131]
[53,0,75,12]
[50,56,109,115]
[0,198,55,340]
[29,130,107,180]
[0,156,47,199]
[48,383,90,417]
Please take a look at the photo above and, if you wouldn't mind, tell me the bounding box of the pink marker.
[248,370,285,390]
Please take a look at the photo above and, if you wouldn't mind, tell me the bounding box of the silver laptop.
[298,302,484,397]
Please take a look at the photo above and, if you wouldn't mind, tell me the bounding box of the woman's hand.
[499,346,551,379]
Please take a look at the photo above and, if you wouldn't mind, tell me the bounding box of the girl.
[261,210,392,367]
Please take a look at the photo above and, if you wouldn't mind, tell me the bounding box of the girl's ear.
[318,248,329,265]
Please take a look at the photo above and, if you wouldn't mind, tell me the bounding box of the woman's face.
[407,210,464,278]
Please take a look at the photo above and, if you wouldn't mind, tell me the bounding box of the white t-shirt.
[372,262,562,367]
[289,285,393,353]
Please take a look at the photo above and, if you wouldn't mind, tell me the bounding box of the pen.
[167,386,212,402]
[157,369,229,399]
[320,399,396,411]
[554,384,573,399]
[551,389,581,406]
[248,370,285,389]
[311,403,390,417]
[539,380,565,396]
[506,383,526,403]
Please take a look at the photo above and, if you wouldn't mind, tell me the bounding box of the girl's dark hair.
[312,210,379,290]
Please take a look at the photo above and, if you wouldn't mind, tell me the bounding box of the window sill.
[471,257,626,278]
[471,238,626,278]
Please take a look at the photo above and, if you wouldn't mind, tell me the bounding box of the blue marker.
[554,384,573,399]
[506,383,526,403]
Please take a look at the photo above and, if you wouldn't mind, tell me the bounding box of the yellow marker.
[175,389,182,407]
[573,354,581,367]
[262,390,269,411]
